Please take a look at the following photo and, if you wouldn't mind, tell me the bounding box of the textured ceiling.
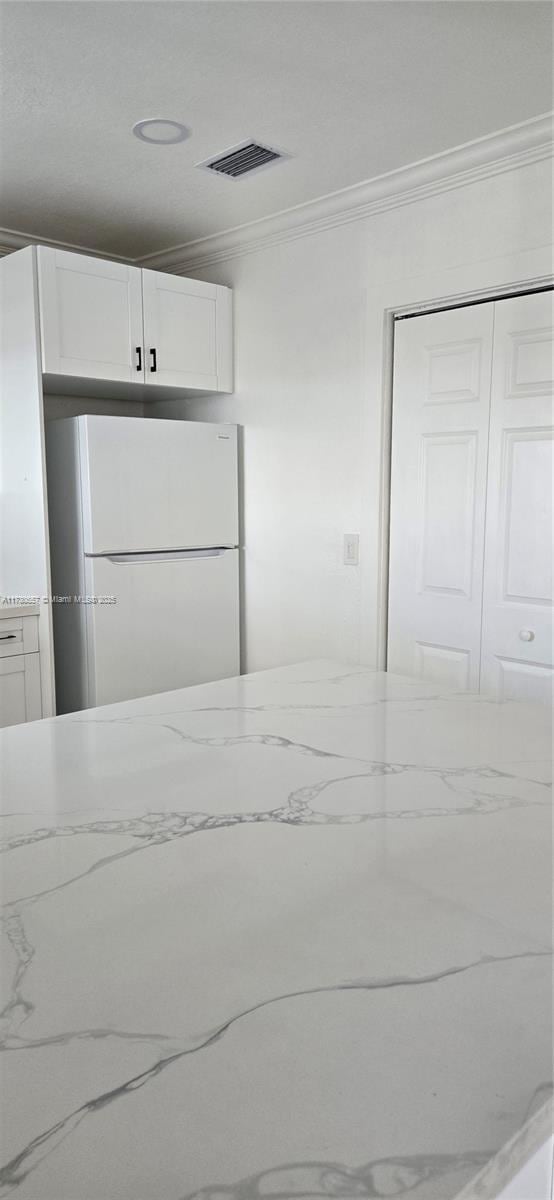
[0,0,552,259]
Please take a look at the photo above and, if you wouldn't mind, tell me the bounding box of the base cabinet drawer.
[0,613,39,658]
[0,653,42,727]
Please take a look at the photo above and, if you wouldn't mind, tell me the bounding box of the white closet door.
[388,304,494,689]
[480,291,553,703]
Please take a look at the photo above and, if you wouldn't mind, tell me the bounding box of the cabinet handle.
[0,634,16,641]
[150,348,157,373]
[519,629,535,642]
[136,346,142,372]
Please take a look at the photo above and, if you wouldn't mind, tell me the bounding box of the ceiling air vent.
[198,140,287,180]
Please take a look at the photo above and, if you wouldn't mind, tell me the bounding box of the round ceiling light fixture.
[132,118,190,145]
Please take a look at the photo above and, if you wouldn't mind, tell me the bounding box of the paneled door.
[142,269,233,392]
[388,303,494,689]
[480,292,553,702]
[37,247,144,382]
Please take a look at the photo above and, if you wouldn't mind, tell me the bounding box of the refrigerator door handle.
[95,548,236,564]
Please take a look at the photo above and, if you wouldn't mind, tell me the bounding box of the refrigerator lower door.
[82,549,239,707]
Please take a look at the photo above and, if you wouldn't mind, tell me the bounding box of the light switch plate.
[343,534,360,566]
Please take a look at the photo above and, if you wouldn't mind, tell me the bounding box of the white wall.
[165,159,553,674]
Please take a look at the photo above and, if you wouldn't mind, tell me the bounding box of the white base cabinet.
[0,654,42,727]
[0,611,43,727]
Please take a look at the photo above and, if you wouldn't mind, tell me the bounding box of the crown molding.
[0,228,132,262]
[137,112,554,274]
[1,112,552,272]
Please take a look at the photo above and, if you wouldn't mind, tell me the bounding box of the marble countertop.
[0,660,552,1200]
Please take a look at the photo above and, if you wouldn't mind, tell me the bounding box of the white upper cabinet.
[36,247,233,395]
[38,248,144,383]
[142,269,232,392]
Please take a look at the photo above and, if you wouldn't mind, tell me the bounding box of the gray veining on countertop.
[0,660,552,1199]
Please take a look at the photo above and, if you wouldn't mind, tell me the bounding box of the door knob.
[519,629,535,642]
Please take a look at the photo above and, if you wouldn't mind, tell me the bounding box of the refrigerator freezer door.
[83,549,239,707]
[77,415,238,554]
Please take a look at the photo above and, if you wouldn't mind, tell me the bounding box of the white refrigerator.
[46,414,240,713]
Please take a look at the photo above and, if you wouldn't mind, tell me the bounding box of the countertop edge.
[455,1097,553,1199]
[0,603,40,618]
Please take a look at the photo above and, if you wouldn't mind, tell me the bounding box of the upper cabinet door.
[141,269,233,392]
[37,247,144,382]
